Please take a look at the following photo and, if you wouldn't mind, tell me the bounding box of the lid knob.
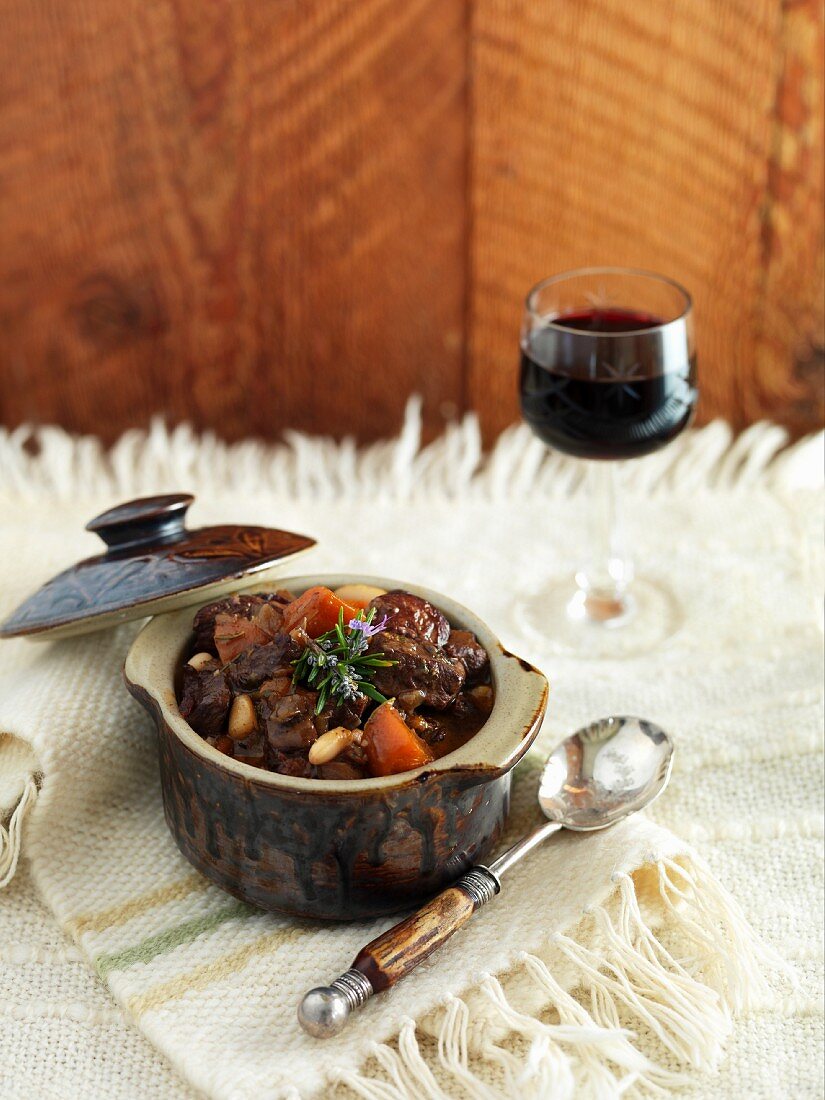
[86,493,194,552]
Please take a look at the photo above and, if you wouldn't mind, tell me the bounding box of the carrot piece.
[281,586,360,637]
[362,703,434,777]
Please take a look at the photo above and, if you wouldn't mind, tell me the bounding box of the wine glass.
[518,267,697,657]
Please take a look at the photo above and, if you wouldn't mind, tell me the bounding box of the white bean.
[187,651,215,671]
[308,726,358,765]
[228,695,258,740]
[333,584,387,608]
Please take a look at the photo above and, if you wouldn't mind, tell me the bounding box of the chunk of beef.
[407,712,447,744]
[232,731,266,767]
[367,591,450,647]
[192,592,289,656]
[324,693,369,733]
[268,751,315,779]
[394,689,426,714]
[178,665,231,736]
[226,634,301,693]
[443,630,489,685]
[258,673,296,702]
[266,689,370,744]
[205,734,235,756]
[272,589,297,604]
[261,692,319,754]
[449,687,494,722]
[314,760,368,781]
[467,684,494,715]
[369,631,465,710]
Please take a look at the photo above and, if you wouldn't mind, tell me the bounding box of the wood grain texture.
[0,0,468,443]
[468,0,824,440]
[752,0,824,433]
[0,0,822,444]
[352,884,477,992]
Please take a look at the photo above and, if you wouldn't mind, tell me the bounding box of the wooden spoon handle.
[297,868,500,1037]
[354,869,500,991]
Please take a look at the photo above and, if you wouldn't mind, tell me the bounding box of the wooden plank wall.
[0,0,469,444]
[469,0,824,439]
[755,0,825,434]
[1,0,822,445]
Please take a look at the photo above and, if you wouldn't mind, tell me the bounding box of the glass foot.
[515,577,684,659]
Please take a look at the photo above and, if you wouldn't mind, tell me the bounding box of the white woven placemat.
[0,407,822,1099]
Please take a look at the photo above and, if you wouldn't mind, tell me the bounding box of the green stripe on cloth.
[95,900,254,978]
[127,923,310,1017]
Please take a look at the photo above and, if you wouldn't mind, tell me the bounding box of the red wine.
[520,307,697,460]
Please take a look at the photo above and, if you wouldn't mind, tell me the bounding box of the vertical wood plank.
[0,0,468,443]
[752,0,824,432]
[468,0,821,440]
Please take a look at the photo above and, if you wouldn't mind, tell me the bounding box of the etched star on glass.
[600,359,645,407]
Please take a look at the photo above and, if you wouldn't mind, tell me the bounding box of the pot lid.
[0,493,316,641]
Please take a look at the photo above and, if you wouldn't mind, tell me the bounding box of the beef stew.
[177,586,494,780]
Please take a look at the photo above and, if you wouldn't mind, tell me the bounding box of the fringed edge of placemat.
[0,399,822,503]
[331,856,795,1100]
[0,733,40,890]
[0,775,37,889]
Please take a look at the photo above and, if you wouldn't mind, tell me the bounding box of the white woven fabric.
[0,408,822,1099]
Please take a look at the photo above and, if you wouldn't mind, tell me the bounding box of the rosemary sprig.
[291,607,395,715]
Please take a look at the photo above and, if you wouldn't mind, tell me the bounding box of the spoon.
[298,714,674,1038]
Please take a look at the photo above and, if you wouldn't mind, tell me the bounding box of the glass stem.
[573,462,634,623]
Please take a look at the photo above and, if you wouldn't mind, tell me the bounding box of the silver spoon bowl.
[299,714,674,1038]
[542,714,674,827]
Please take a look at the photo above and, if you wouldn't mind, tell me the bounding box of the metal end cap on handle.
[298,969,373,1038]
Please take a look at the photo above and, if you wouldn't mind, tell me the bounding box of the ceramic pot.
[124,575,548,920]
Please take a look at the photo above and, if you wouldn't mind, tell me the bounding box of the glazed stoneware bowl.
[124,575,548,921]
